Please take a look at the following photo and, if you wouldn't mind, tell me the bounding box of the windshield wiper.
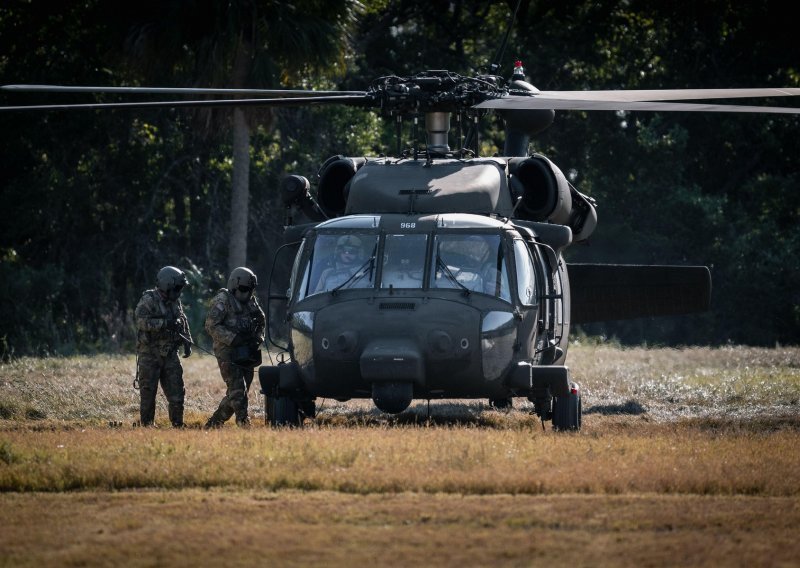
[331,256,375,295]
[436,252,471,296]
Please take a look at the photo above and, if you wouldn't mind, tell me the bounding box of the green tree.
[512,0,800,344]
[1,0,798,354]
[123,0,360,272]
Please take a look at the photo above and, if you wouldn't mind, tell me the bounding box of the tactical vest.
[206,289,265,365]
[136,290,186,356]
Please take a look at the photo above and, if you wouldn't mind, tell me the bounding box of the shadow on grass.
[584,400,647,416]
[315,401,540,429]
[682,414,800,433]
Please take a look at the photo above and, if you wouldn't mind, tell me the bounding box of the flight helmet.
[156,266,188,301]
[228,267,258,302]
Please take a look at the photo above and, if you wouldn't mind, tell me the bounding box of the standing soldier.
[204,267,266,428]
[134,266,193,428]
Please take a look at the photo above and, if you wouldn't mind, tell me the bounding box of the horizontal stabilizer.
[568,264,711,324]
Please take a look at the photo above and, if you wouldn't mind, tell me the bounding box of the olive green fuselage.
[283,213,570,407]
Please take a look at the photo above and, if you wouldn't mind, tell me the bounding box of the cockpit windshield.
[431,234,511,301]
[297,230,511,302]
[381,234,427,289]
[301,233,378,298]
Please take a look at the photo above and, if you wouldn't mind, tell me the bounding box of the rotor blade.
[0,95,372,112]
[1,84,367,97]
[475,96,800,114]
[534,87,800,102]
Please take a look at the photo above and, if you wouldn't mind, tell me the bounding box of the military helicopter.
[3,52,800,431]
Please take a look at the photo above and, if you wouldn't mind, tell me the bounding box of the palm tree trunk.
[228,28,253,273]
[228,107,250,271]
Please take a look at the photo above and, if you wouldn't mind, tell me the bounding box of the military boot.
[204,410,225,429]
[203,417,223,429]
[168,403,185,428]
[236,415,251,428]
[140,400,156,427]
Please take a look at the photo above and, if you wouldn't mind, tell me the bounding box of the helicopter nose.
[360,338,424,414]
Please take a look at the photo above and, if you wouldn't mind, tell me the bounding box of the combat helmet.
[336,235,362,250]
[156,266,188,301]
[228,266,258,291]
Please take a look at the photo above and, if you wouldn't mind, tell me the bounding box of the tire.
[552,382,581,431]
[267,396,302,427]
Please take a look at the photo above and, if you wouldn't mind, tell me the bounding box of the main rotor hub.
[367,70,508,115]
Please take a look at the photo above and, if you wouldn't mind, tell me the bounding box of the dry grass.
[0,418,798,495]
[1,345,799,566]
[0,353,226,423]
[2,490,799,567]
[1,344,797,425]
[568,344,800,421]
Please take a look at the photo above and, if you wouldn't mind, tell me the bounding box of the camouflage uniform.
[134,289,192,427]
[205,287,266,427]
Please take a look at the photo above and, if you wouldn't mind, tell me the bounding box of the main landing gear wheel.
[267,396,302,427]
[552,382,581,431]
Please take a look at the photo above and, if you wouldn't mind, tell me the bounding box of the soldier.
[315,235,364,292]
[204,266,266,428]
[134,266,193,427]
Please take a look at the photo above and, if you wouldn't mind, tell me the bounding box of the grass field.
[1,344,799,566]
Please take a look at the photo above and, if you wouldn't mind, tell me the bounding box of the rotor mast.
[425,111,451,154]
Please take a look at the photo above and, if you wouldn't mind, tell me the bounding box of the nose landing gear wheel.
[552,382,581,431]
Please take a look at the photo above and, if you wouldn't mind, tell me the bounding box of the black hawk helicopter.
[4,60,800,430]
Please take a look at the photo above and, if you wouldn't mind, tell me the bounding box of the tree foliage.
[0,0,798,356]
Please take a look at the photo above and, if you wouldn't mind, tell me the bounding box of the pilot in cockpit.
[315,235,363,292]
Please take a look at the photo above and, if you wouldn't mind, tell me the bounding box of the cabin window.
[288,239,307,302]
[303,232,379,297]
[513,239,537,305]
[381,234,427,289]
[430,234,511,301]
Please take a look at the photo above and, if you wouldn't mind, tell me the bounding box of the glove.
[182,343,192,358]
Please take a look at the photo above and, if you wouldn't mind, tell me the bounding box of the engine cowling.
[509,155,597,242]
[510,155,572,224]
[317,156,366,218]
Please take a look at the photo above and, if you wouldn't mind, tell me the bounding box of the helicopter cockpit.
[292,218,517,303]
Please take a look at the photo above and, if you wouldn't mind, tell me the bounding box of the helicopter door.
[287,239,308,303]
[266,239,306,351]
[510,239,542,361]
[527,242,566,364]
[512,239,537,306]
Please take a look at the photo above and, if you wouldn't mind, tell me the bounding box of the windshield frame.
[293,227,514,304]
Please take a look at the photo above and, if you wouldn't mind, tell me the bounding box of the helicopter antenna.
[489,0,523,74]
